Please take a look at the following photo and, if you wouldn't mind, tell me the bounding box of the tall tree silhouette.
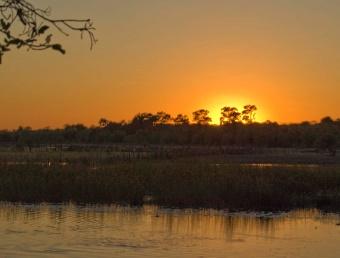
[173,114,190,125]
[154,112,172,125]
[192,109,212,125]
[242,105,257,124]
[131,113,157,128]
[220,107,241,124]
[0,0,96,63]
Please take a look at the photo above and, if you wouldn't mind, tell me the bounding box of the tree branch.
[0,0,96,64]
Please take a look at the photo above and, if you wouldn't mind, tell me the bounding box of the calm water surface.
[0,203,339,257]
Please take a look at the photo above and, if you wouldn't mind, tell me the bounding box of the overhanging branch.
[0,0,96,64]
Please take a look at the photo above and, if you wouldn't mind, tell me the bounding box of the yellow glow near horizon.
[206,96,266,125]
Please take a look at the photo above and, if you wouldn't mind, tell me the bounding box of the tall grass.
[0,158,339,211]
[0,163,144,205]
[1,146,339,165]
[143,161,340,210]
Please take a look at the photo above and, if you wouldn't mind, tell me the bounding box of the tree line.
[99,105,257,128]
[0,105,339,155]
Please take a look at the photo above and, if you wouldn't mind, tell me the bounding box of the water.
[0,203,340,258]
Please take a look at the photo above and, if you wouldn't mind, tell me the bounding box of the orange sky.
[1,0,340,129]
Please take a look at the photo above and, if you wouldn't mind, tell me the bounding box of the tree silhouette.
[320,116,334,124]
[242,105,257,124]
[0,0,95,63]
[220,106,241,125]
[1,106,340,152]
[173,114,190,125]
[131,113,157,128]
[98,118,110,128]
[154,112,172,125]
[192,109,212,125]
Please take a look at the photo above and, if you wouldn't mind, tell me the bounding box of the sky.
[1,0,340,129]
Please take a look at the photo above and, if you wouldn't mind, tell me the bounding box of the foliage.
[0,110,339,153]
[192,109,212,125]
[242,105,257,124]
[154,111,172,125]
[173,114,190,125]
[0,160,340,211]
[0,0,95,63]
[220,106,241,124]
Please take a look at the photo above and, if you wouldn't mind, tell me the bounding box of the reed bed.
[0,147,339,165]
[0,158,339,211]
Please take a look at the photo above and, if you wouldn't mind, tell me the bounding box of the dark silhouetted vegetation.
[0,159,339,211]
[192,109,212,125]
[0,105,339,210]
[0,0,95,63]
[0,106,338,156]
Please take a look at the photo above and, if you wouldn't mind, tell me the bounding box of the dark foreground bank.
[0,159,340,211]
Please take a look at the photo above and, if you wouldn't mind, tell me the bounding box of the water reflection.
[0,203,339,257]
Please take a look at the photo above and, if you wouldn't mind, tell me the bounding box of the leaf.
[0,19,10,31]
[31,28,37,38]
[17,10,27,25]
[52,44,66,55]
[8,39,22,45]
[0,19,6,29]
[45,34,52,44]
[38,25,49,35]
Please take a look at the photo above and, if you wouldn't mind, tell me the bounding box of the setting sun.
[1,1,340,257]
[205,96,266,124]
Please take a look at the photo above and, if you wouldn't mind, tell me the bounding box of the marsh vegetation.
[0,111,339,211]
[0,150,339,211]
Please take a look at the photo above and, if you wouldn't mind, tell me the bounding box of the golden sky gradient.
[1,0,340,129]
